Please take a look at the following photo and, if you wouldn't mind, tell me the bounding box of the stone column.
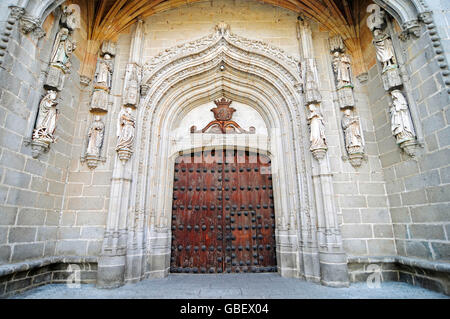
[97,19,144,288]
[97,162,133,288]
[298,17,349,287]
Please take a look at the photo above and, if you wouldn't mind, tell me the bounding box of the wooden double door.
[170,149,277,274]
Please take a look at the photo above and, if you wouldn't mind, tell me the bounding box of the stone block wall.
[309,22,397,258]
[56,28,135,257]
[363,15,450,263]
[0,10,83,265]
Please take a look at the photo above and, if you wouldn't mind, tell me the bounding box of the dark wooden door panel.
[171,150,277,274]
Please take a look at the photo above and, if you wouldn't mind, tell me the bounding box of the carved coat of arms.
[190,98,255,134]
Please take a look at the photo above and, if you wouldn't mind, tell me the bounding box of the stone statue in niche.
[31,90,59,158]
[50,28,76,70]
[331,50,355,108]
[307,103,327,159]
[85,116,105,167]
[33,90,58,142]
[341,108,365,166]
[95,54,113,88]
[367,4,402,90]
[45,27,77,91]
[116,108,136,162]
[123,64,140,107]
[366,4,417,156]
[332,52,352,89]
[372,29,397,73]
[390,90,416,145]
[305,69,322,105]
[342,109,363,149]
[90,54,113,112]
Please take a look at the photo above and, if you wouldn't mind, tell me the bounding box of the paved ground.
[11,274,448,299]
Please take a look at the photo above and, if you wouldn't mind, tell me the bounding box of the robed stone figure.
[333,52,352,88]
[372,29,396,73]
[86,116,105,157]
[116,108,136,152]
[95,54,113,89]
[307,104,327,151]
[50,28,76,69]
[390,90,415,143]
[342,109,363,153]
[33,90,58,142]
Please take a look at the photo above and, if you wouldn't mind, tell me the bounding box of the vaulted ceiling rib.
[78,0,366,76]
[80,0,361,42]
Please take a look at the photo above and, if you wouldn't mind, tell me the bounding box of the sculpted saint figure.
[390,90,415,142]
[305,70,322,104]
[95,54,113,89]
[342,109,363,152]
[307,104,327,150]
[33,90,58,141]
[333,52,352,88]
[124,64,139,106]
[372,29,396,73]
[86,116,105,157]
[116,108,136,152]
[50,28,77,69]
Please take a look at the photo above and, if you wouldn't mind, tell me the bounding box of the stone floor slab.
[9,274,449,299]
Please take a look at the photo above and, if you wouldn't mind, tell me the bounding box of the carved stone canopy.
[190,98,255,134]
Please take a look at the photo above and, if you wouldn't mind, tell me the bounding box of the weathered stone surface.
[410,225,446,240]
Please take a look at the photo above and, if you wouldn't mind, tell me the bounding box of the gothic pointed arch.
[97,22,355,288]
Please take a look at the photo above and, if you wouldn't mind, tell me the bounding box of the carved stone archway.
[97,23,349,289]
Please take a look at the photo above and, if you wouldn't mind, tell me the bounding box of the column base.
[96,255,126,289]
[319,251,350,288]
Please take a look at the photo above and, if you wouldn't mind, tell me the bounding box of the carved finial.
[216,22,229,36]
[329,35,345,53]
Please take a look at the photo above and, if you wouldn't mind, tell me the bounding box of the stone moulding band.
[347,255,450,272]
[347,255,450,295]
[0,255,98,278]
[0,256,98,297]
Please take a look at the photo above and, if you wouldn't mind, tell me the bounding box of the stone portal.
[170,150,277,274]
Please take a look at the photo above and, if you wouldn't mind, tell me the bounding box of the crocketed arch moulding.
[99,23,348,289]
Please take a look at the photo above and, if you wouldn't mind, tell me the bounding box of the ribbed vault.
[75,0,367,76]
[80,0,363,44]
